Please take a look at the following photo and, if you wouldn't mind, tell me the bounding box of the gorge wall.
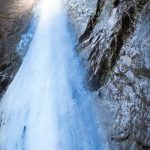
[0,0,35,97]
[67,0,150,149]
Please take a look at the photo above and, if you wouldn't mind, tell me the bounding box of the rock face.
[67,0,150,149]
[0,0,35,97]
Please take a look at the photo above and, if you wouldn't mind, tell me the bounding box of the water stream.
[0,0,105,149]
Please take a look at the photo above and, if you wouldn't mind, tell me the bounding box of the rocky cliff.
[0,0,35,97]
[67,0,150,149]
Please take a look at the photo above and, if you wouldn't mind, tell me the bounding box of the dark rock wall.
[0,0,35,97]
[68,0,150,149]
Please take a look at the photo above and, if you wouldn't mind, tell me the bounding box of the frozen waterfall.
[0,0,105,149]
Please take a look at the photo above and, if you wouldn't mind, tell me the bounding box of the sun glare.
[40,0,63,17]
